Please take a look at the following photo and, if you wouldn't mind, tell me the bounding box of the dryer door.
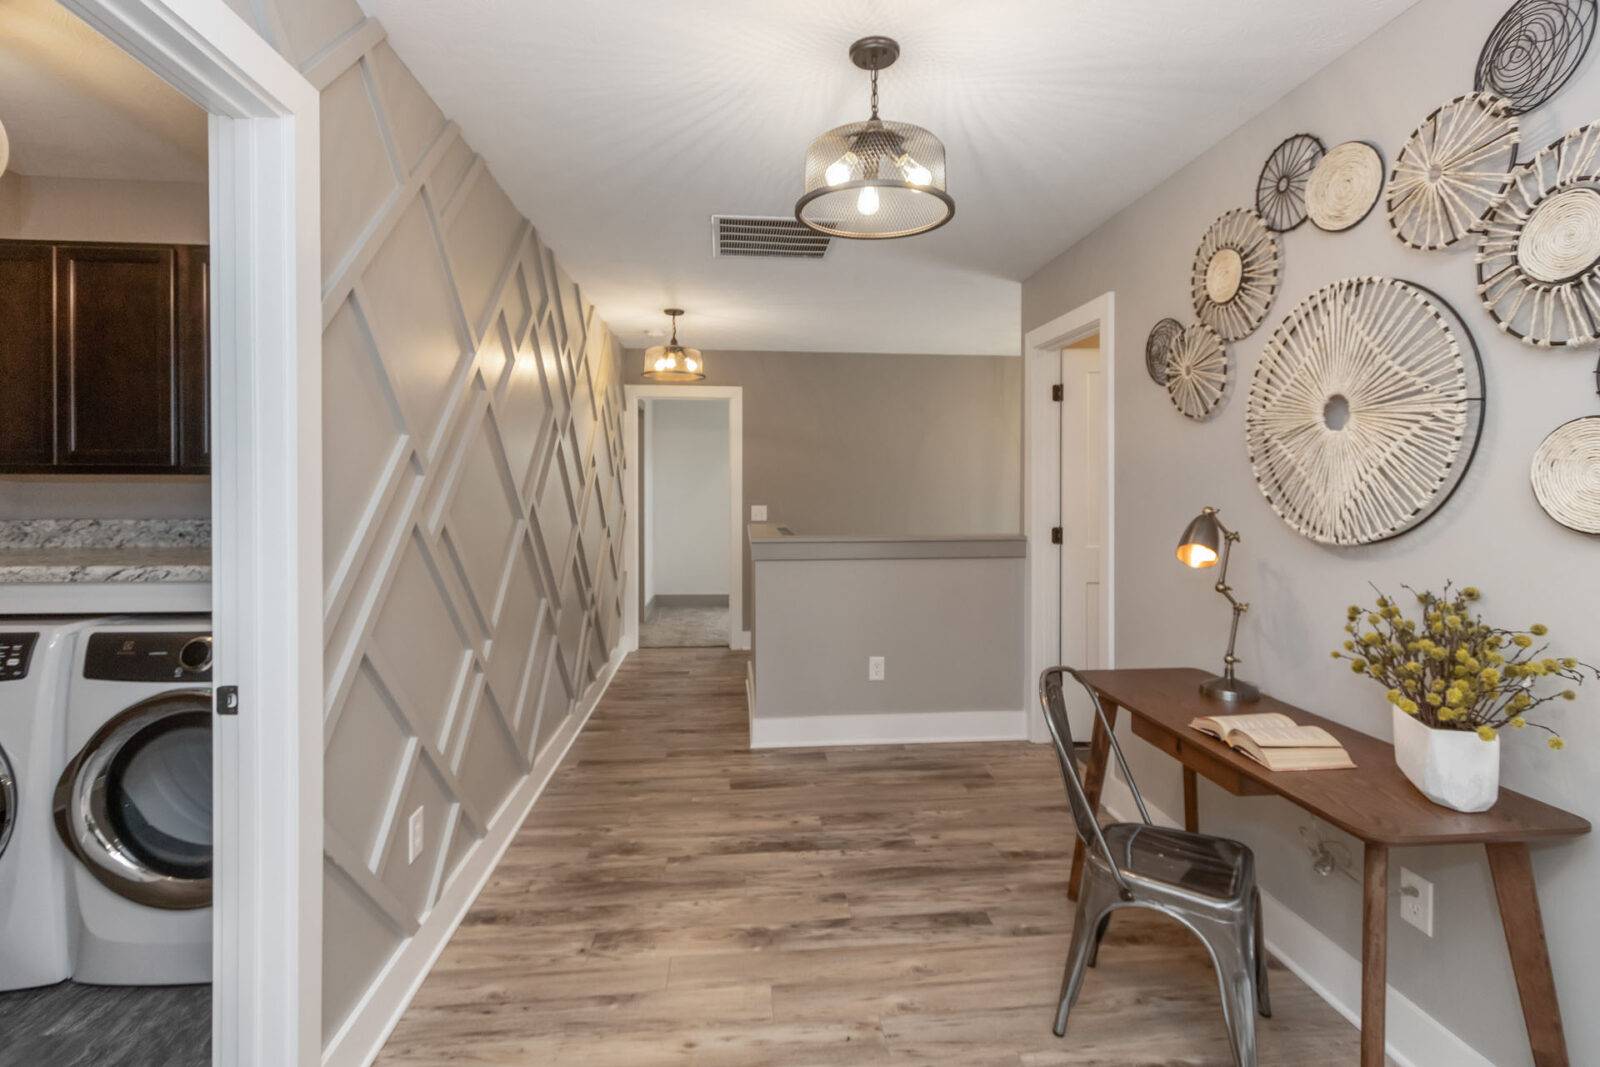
[54,690,212,910]
[0,742,14,861]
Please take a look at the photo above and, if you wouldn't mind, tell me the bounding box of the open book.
[1189,712,1355,772]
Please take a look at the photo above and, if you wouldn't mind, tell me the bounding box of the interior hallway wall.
[220,1,630,1057]
[0,173,211,520]
[648,399,730,596]
[1022,0,1600,1062]
[625,349,1023,626]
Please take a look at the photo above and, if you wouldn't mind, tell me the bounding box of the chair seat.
[1096,823,1251,901]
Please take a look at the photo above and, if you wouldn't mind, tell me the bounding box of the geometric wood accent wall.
[222,0,630,1045]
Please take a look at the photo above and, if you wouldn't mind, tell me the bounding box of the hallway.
[377,649,1365,1065]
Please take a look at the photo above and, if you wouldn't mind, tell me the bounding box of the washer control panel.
[84,632,213,683]
[0,634,39,681]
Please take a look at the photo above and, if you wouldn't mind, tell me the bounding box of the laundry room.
[0,0,214,1061]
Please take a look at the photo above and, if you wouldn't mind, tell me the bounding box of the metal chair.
[1040,666,1270,1066]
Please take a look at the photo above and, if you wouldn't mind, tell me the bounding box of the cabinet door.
[177,246,209,472]
[56,245,178,470]
[0,245,56,468]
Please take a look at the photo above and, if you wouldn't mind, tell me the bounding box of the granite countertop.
[0,519,212,585]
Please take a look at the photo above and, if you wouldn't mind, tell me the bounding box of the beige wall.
[1022,0,1600,1062]
[0,173,211,520]
[626,349,1023,625]
[222,1,630,1054]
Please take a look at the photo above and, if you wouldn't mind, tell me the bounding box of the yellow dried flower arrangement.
[1331,583,1595,746]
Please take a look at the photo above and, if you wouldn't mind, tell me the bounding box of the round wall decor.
[1190,209,1280,342]
[1145,318,1184,385]
[1247,278,1484,545]
[1386,93,1520,250]
[1532,416,1600,532]
[1306,141,1385,232]
[1475,0,1598,116]
[1477,123,1600,347]
[1256,133,1326,232]
[1165,322,1229,421]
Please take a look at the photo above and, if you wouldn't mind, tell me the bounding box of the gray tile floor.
[0,981,209,1067]
[640,594,729,648]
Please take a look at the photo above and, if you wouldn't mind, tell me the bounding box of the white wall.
[647,398,730,597]
[1022,1,1600,1063]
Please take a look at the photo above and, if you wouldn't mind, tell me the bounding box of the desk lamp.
[1176,506,1260,705]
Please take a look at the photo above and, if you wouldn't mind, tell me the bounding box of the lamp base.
[1200,674,1261,705]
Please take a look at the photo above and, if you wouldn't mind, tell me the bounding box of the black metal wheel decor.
[1145,318,1184,385]
[1256,133,1325,232]
[1475,0,1598,115]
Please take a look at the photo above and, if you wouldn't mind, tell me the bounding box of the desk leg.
[1361,843,1388,1067]
[1486,842,1569,1066]
[1067,699,1118,901]
[1183,767,1199,832]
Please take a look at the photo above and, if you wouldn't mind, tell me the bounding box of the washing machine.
[53,616,213,985]
[0,618,93,991]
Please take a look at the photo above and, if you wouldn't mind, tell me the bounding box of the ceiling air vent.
[712,215,832,260]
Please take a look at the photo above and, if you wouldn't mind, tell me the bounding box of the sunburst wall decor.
[1387,93,1520,251]
[1190,209,1280,342]
[1477,123,1600,347]
[1247,278,1484,545]
[1165,322,1230,421]
[1256,133,1326,232]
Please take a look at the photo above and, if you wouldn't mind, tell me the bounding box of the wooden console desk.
[1072,668,1589,1067]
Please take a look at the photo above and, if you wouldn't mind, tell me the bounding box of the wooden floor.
[379,649,1364,1065]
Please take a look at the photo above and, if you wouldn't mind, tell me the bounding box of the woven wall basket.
[1532,416,1600,532]
[1477,122,1600,347]
[1145,318,1184,385]
[1387,93,1520,251]
[1247,278,1484,545]
[1165,322,1229,421]
[1306,141,1385,232]
[1257,133,1326,232]
[1191,209,1279,342]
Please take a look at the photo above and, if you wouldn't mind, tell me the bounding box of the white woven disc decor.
[1190,209,1280,342]
[1247,278,1485,545]
[1386,93,1520,251]
[1478,123,1600,347]
[1165,322,1230,421]
[1306,141,1385,232]
[1532,416,1600,532]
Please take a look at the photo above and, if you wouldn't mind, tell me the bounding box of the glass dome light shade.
[642,343,705,382]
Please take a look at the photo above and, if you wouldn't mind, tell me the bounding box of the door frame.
[61,2,322,1063]
[1022,293,1116,743]
[621,385,745,652]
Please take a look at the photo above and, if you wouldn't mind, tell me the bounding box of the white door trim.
[60,3,323,1064]
[621,385,745,651]
[1022,293,1116,743]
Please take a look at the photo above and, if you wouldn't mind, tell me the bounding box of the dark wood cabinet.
[0,239,209,475]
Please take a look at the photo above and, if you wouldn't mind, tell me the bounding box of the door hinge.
[1051,384,1063,402]
[217,685,240,716]
[1050,526,1064,545]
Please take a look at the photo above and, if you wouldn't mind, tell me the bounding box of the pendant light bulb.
[825,154,855,187]
[857,185,880,216]
[900,155,931,186]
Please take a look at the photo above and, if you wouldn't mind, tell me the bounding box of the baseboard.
[731,628,752,651]
[1094,775,1492,1067]
[321,645,629,1067]
[749,708,1027,749]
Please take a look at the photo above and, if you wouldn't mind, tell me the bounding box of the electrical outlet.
[750,504,769,522]
[868,656,885,681]
[407,807,425,865]
[1400,867,1433,936]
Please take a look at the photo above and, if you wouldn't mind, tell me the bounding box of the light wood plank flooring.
[378,648,1364,1065]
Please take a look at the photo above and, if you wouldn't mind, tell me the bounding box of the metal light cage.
[795,36,954,240]
[642,308,705,382]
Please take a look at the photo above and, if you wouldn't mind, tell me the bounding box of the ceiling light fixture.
[795,36,953,240]
[642,308,705,382]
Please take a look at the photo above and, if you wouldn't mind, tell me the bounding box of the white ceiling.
[0,0,206,183]
[361,0,1418,356]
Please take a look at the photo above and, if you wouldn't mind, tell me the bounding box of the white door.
[1058,338,1109,739]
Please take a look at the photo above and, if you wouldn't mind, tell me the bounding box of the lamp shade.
[1176,510,1224,568]
[796,118,953,240]
[642,308,705,382]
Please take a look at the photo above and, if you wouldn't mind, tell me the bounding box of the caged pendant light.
[642,308,705,382]
[795,36,953,240]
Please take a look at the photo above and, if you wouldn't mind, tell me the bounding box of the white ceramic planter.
[1391,706,1500,812]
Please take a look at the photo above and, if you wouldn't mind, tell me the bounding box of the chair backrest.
[1039,667,1152,897]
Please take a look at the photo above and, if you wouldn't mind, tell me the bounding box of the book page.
[1205,712,1296,739]
[1239,722,1341,748]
